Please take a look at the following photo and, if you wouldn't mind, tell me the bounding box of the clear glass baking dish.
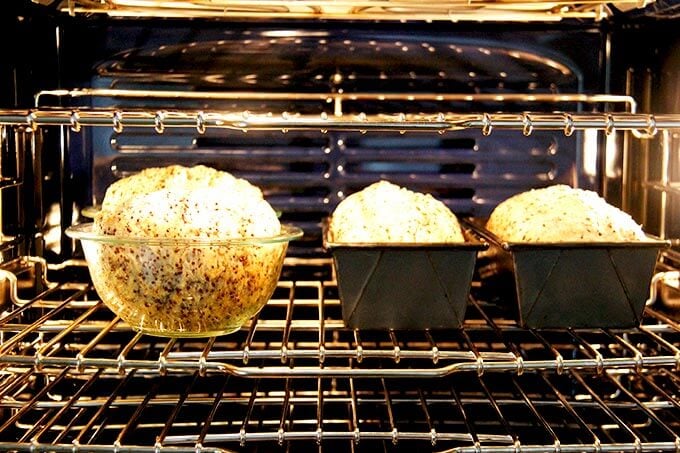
[66,223,303,337]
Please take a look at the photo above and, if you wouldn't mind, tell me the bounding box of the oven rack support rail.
[6,89,666,136]
[0,258,678,379]
[32,89,642,112]
[0,109,675,137]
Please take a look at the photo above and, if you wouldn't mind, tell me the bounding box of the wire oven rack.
[0,96,679,451]
[1,367,679,452]
[1,108,675,137]
[3,90,678,233]
[0,88,664,134]
[0,257,678,451]
[0,257,678,378]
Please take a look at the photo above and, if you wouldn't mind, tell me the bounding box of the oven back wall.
[52,19,608,254]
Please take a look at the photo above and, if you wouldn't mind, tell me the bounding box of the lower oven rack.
[1,371,678,453]
[0,257,678,451]
[0,370,680,452]
[0,360,678,451]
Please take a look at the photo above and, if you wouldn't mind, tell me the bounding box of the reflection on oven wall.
[612,20,680,243]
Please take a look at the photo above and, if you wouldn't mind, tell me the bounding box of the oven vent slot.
[339,130,569,217]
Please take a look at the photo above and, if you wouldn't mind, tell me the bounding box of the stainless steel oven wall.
[612,19,680,242]
[1,2,82,261]
[0,3,679,452]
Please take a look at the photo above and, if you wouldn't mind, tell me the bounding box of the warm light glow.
[65,0,625,21]
[583,129,599,177]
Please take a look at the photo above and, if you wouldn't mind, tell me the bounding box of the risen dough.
[329,180,465,243]
[89,165,286,336]
[96,164,279,238]
[486,185,647,242]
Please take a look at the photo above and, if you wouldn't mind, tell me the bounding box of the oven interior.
[0,0,679,451]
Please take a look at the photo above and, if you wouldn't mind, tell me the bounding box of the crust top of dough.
[329,180,465,243]
[95,165,280,239]
[486,185,646,242]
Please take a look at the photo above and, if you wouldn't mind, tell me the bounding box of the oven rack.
[33,89,641,111]
[0,257,678,379]
[55,0,652,22]
[0,365,678,452]
[0,108,676,137]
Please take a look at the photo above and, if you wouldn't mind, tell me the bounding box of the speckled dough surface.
[89,165,286,336]
[485,185,647,242]
[96,165,278,238]
[99,164,264,214]
[329,180,465,243]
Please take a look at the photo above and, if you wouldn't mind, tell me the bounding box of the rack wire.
[0,257,677,379]
[0,109,676,137]
[32,89,642,111]
[0,255,678,451]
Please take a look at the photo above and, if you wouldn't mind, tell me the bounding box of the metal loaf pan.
[464,218,671,329]
[323,222,487,330]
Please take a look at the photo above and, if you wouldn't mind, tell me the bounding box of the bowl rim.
[65,222,304,246]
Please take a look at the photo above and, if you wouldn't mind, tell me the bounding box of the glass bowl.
[66,222,303,337]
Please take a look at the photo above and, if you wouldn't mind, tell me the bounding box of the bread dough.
[95,164,279,238]
[88,165,286,335]
[485,185,647,242]
[329,180,465,243]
